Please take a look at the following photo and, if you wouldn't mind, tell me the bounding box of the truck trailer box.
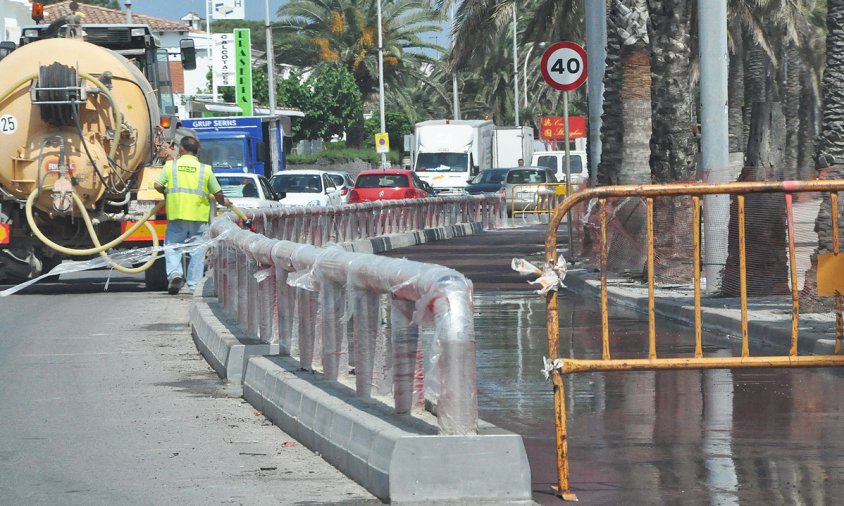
[412,119,494,195]
[493,126,534,168]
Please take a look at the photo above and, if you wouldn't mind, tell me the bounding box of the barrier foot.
[551,486,579,502]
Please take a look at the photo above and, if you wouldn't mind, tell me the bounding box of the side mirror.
[276,191,286,201]
[180,38,197,71]
[255,142,265,162]
[0,41,16,61]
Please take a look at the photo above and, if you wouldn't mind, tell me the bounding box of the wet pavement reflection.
[473,291,844,505]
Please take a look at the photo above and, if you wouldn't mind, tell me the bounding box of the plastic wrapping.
[206,196,496,435]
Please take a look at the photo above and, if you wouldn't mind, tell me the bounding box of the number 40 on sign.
[540,41,588,92]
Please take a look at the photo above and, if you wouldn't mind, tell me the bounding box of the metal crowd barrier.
[542,180,844,500]
[207,195,504,436]
[508,182,567,220]
[249,195,505,244]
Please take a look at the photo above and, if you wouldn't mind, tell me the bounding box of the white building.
[1,0,33,42]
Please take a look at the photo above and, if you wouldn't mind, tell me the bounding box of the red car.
[349,169,431,203]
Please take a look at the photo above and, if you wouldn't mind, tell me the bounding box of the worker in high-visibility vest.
[154,136,230,295]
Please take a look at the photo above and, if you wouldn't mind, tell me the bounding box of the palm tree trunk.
[783,42,801,180]
[802,0,844,309]
[598,8,624,185]
[646,0,696,282]
[723,101,790,296]
[728,25,745,154]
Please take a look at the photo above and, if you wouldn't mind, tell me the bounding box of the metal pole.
[523,46,532,108]
[512,2,519,126]
[265,0,276,114]
[377,1,387,167]
[125,0,133,23]
[564,91,573,255]
[207,0,217,102]
[585,0,606,185]
[698,0,729,292]
[450,4,460,120]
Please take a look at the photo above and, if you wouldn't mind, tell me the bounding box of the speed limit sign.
[540,41,587,92]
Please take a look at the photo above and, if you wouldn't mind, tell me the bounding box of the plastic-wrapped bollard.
[317,278,345,380]
[351,289,380,398]
[296,287,317,370]
[391,298,420,414]
[431,280,478,435]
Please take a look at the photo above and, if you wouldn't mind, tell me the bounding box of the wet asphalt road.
[385,225,844,505]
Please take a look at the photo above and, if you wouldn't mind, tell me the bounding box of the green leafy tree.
[278,0,442,146]
[364,111,413,154]
[276,63,363,143]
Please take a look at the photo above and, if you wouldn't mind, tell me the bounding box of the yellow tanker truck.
[0,12,196,289]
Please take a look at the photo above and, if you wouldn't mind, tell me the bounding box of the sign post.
[540,41,587,261]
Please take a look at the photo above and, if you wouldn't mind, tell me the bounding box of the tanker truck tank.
[0,32,165,283]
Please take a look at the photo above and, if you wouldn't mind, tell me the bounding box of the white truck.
[531,149,590,186]
[412,119,494,195]
[493,126,534,168]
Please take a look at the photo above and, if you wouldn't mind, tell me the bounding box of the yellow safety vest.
[163,155,213,222]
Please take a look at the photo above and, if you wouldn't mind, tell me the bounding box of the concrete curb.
[562,269,837,356]
[341,222,485,254]
[190,282,278,387]
[243,355,532,504]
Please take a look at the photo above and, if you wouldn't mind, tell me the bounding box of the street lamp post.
[265,0,276,114]
[512,2,519,126]
[523,42,545,108]
[377,1,387,167]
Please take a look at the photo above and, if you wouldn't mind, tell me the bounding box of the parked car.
[349,169,431,203]
[269,169,343,207]
[464,167,510,195]
[326,171,356,204]
[501,166,560,216]
[215,172,284,210]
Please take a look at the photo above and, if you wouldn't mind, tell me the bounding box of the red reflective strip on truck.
[121,220,167,242]
[0,224,9,245]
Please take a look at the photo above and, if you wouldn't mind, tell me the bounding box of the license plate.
[516,192,532,199]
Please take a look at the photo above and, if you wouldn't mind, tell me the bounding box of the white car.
[215,172,284,210]
[269,169,343,207]
[326,171,356,204]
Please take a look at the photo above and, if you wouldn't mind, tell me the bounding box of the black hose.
[38,63,77,127]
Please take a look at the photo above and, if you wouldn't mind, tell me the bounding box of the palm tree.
[278,0,443,145]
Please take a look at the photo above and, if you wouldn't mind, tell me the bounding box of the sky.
[131,0,277,21]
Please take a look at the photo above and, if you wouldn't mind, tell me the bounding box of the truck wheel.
[144,256,168,291]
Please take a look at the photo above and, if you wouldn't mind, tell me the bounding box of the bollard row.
[209,211,481,436]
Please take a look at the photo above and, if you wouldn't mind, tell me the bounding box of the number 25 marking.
[0,115,17,134]
[551,58,581,75]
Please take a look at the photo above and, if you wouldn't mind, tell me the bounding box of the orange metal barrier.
[543,180,844,501]
[508,182,567,219]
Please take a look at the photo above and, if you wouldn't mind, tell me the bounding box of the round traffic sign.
[540,41,588,92]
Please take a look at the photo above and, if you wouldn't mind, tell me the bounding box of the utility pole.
[512,2,519,126]
[265,0,276,114]
[450,4,460,120]
[585,0,606,185]
[699,0,730,292]
[207,0,217,102]
[377,1,387,167]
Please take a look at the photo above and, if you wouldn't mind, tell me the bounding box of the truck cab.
[181,116,285,178]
